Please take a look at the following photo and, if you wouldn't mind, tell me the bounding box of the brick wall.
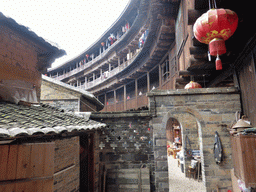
[148,87,241,192]
[54,137,80,192]
[91,112,154,191]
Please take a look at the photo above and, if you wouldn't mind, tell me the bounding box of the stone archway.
[148,87,241,192]
[162,107,205,178]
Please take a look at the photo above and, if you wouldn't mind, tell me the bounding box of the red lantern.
[86,54,89,59]
[184,81,202,89]
[193,8,238,70]
[101,42,105,46]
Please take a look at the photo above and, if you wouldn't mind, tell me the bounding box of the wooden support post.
[104,93,107,110]
[135,79,138,106]
[114,89,116,112]
[124,85,127,111]
[147,72,150,92]
[188,9,206,25]
[159,65,162,88]
[118,57,120,66]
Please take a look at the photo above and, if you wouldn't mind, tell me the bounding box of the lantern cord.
[209,0,217,9]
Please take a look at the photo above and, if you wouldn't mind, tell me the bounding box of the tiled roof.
[0,12,66,59]
[42,75,104,110]
[0,101,106,141]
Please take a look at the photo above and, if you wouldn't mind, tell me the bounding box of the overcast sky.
[1,0,129,67]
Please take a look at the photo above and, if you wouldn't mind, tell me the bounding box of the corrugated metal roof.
[0,102,106,141]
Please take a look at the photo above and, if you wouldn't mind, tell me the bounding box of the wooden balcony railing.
[101,94,148,112]
[137,94,148,108]
[53,47,142,89]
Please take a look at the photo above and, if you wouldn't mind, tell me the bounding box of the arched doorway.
[166,118,184,173]
[165,114,205,191]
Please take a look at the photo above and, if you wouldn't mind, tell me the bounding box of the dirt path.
[168,156,206,192]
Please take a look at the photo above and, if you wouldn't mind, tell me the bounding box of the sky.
[1,0,130,67]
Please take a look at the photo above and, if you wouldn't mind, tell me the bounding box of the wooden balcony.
[101,94,148,112]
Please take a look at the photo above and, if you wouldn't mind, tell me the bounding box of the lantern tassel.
[215,55,222,70]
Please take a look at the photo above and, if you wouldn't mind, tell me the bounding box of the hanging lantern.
[193,8,238,70]
[86,54,89,59]
[184,81,202,89]
[101,42,105,46]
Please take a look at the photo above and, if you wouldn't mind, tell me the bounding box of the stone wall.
[91,112,154,191]
[147,87,241,192]
[42,99,79,112]
[41,80,81,112]
[41,80,81,100]
[54,137,80,192]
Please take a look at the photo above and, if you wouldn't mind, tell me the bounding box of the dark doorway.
[80,134,94,192]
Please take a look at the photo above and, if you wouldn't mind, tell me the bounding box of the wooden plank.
[29,144,44,178]
[0,178,53,192]
[0,182,15,192]
[6,145,18,180]
[43,143,55,177]
[242,136,256,187]
[0,145,9,181]
[15,179,35,192]
[16,144,32,179]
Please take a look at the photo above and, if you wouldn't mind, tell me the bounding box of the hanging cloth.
[214,131,223,164]
[184,135,192,157]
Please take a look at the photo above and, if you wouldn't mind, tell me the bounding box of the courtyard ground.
[168,155,206,192]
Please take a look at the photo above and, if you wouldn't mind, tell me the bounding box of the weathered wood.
[231,135,256,188]
[16,144,32,179]
[43,143,54,177]
[0,145,9,181]
[179,70,211,77]
[0,178,53,192]
[188,9,206,25]
[189,46,208,55]
[189,57,210,68]
[6,145,18,180]
[175,77,188,84]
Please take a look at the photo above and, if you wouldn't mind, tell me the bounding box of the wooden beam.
[189,57,210,67]
[207,67,234,87]
[179,70,211,77]
[189,46,208,55]
[175,77,188,84]
[187,9,206,25]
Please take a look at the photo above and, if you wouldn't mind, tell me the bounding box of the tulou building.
[46,0,256,191]
[1,0,255,192]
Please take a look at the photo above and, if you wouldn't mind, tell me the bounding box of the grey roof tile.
[0,101,106,140]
